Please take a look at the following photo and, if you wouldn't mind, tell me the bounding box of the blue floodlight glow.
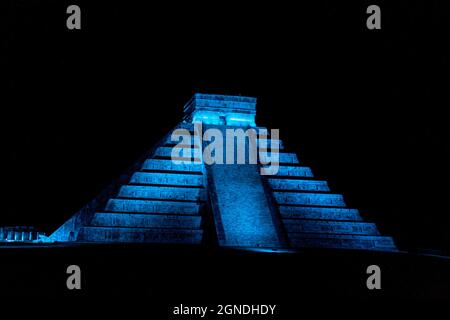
[27,93,397,252]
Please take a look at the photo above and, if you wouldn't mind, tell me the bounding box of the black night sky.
[4,0,449,253]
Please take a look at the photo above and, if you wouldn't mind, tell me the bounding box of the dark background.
[3,1,449,253]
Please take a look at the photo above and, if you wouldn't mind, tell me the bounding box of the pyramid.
[48,94,397,251]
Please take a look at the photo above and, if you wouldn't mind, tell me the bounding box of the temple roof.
[183,93,257,126]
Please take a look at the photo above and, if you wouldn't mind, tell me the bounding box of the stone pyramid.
[48,94,397,251]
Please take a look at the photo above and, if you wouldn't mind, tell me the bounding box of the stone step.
[273,192,346,206]
[284,219,380,235]
[90,212,202,229]
[259,152,299,164]
[105,198,200,215]
[263,165,313,177]
[79,226,203,244]
[118,185,205,201]
[141,159,203,173]
[154,146,202,159]
[278,206,362,221]
[166,134,202,147]
[155,156,203,164]
[288,233,397,251]
[268,178,329,191]
[130,172,203,187]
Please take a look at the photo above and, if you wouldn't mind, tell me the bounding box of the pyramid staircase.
[50,124,207,244]
[258,132,397,251]
[48,94,397,252]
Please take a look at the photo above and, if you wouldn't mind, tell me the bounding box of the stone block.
[284,219,380,235]
[268,178,329,191]
[118,185,205,201]
[79,226,203,244]
[268,166,313,177]
[130,172,203,187]
[142,159,203,173]
[91,213,202,229]
[278,206,362,220]
[273,192,345,206]
[105,198,200,215]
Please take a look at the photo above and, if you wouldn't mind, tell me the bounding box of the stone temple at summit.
[46,93,397,252]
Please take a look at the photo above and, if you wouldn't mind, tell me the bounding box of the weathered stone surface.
[206,161,284,248]
[278,206,362,221]
[130,172,203,187]
[154,146,202,159]
[142,159,203,172]
[268,178,329,191]
[105,199,200,215]
[183,93,257,126]
[269,166,313,177]
[273,192,346,206]
[189,124,286,248]
[79,226,203,243]
[284,220,380,235]
[118,185,205,201]
[90,213,202,229]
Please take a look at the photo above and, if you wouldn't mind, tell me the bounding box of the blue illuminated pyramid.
[49,94,397,251]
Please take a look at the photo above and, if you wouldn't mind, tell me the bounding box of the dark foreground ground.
[0,244,449,315]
